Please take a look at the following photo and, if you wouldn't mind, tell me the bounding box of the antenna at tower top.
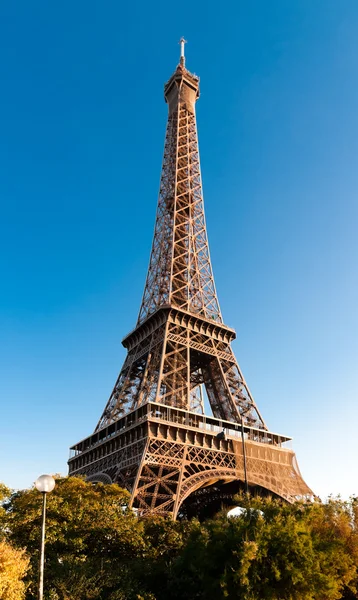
[179,37,187,67]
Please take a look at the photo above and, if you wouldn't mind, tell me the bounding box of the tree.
[4,476,146,600]
[125,517,197,599]
[0,540,29,600]
[0,483,11,540]
[166,496,358,600]
[3,477,358,600]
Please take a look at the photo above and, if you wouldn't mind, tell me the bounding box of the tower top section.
[164,39,200,115]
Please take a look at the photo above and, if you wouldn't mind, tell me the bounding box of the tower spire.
[179,37,187,67]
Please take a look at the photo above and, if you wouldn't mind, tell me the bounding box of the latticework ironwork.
[68,44,313,518]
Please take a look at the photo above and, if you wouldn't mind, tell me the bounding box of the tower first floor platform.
[68,402,313,519]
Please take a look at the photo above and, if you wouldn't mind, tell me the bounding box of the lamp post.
[35,474,55,600]
[240,410,250,495]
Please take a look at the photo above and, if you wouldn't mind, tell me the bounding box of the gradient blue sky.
[1,1,357,499]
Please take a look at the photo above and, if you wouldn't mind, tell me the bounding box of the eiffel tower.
[68,40,313,518]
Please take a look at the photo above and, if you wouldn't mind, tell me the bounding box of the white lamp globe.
[35,474,56,494]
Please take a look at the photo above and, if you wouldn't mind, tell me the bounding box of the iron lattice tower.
[69,42,312,518]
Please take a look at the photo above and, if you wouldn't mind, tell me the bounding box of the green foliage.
[168,504,339,599]
[0,484,10,502]
[4,476,145,599]
[0,483,11,541]
[1,478,358,600]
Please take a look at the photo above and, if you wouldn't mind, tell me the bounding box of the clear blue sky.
[1,1,357,499]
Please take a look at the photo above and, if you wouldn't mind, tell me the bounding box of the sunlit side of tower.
[68,41,313,519]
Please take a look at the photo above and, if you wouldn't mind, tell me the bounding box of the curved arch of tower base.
[69,403,313,519]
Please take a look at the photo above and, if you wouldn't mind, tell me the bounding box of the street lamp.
[35,474,56,600]
[240,409,250,495]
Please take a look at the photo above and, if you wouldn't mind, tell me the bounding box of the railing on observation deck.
[69,401,292,459]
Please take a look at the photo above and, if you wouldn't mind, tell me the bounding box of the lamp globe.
[35,474,56,494]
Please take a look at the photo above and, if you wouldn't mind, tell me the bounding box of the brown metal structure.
[68,42,313,518]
